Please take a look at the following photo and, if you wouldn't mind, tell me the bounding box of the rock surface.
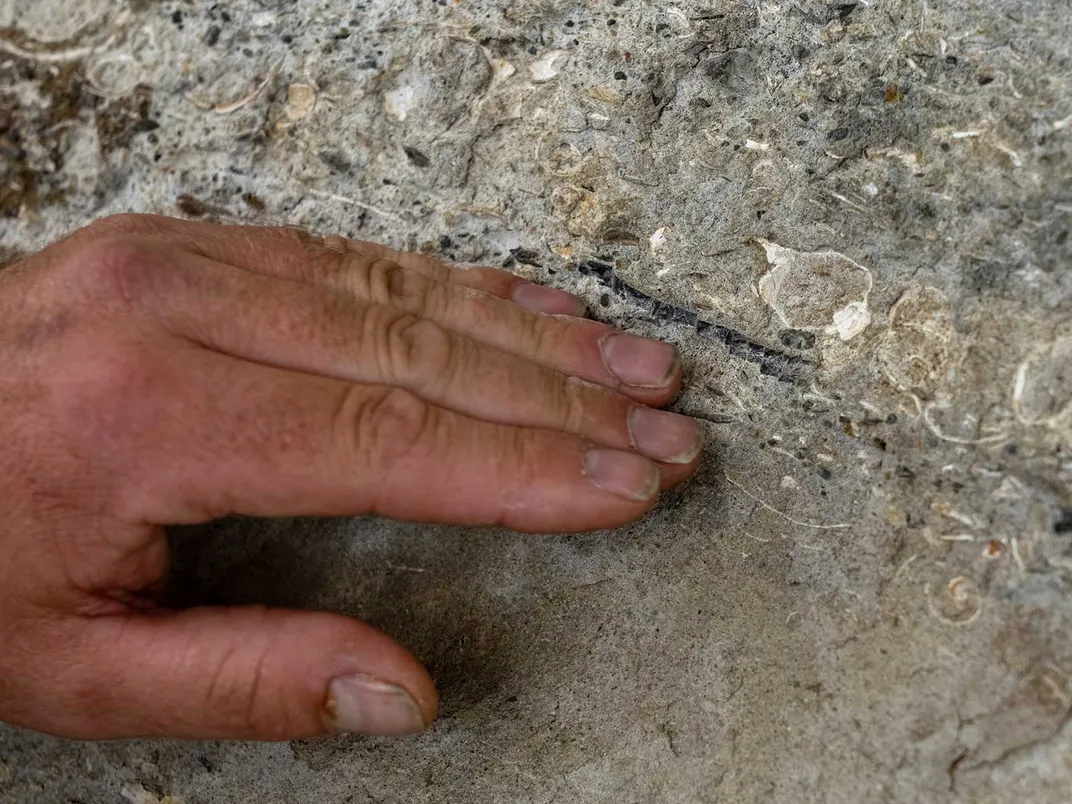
[1,0,1071,801]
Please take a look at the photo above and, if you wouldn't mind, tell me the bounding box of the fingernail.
[326,674,427,736]
[584,448,660,501]
[600,333,679,388]
[628,407,704,464]
[511,281,587,316]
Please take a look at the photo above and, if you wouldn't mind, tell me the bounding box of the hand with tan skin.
[0,214,701,741]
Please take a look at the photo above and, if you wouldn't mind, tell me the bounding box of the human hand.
[0,215,701,741]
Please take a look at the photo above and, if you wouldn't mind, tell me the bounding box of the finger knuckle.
[522,312,568,357]
[84,213,157,237]
[202,608,279,735]
[367,258,427,309]
[272,225,364,256]
[559,375,596,434]
[343,387,437,470]
[492,426,542,513]
[63,236,166,306]
[382,313,454,383]
[320,234,349,253]
[273,224,322,248]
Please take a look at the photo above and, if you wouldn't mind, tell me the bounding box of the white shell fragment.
[529,50,569,83]
[649,227,669,256]
[756,239,874,342]
[832,301,871,341]
[1012,326,1072,429]
[491,58,516,83]
[588,112,611,130]
[384,85,416,123]
[284,83,317,121]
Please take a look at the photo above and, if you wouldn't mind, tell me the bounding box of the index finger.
[84,215,587,316]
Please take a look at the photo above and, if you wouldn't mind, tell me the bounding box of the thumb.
[34,606,438,741]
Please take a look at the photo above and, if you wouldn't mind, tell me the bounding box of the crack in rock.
[577,260,813,385]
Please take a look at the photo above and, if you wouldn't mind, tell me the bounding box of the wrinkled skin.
[0,215,701,741]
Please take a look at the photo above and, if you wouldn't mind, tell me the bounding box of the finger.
[320,236,587,318]
[87,214,587,316]
[150,253,702,469]
[123,237,682,404]
[108,348,664,530]
[17,606,437,740]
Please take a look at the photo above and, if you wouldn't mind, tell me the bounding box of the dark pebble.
[176,195,207,217]
[403,145,430,168]
[242,192,266,212]
[778,329,816,350]
[1055,509,1072,534]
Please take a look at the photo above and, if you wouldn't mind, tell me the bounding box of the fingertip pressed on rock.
[583,447,661,501]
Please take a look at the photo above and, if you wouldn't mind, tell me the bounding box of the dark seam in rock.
[577,259,813,385]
